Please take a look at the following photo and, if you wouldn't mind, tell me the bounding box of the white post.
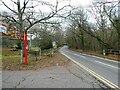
[40,48,41,60]
[21,49,23,64]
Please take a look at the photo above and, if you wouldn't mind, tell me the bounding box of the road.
[59,46,120,88]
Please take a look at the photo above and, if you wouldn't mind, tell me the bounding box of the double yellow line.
[61,52,120,89]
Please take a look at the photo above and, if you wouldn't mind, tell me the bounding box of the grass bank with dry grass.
[2,48,71,71]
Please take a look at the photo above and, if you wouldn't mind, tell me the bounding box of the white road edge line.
[95,60,120,69]
[60,51,120,89]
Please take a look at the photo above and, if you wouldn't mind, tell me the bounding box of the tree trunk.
[78,23,85,50]
[21,40,24,63]
[117,21,120,60]
[81,30,84,50]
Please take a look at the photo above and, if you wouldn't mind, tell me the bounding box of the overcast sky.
[0,0,93,12]
[0,0,118,13]
[0,0,118,26]
[0,0,118,39]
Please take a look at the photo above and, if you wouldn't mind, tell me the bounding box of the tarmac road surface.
[59,46,120,88]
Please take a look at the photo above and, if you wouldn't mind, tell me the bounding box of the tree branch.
[0,0,17,14]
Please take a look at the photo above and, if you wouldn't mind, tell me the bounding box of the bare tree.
[90,1,120,50]
[102,1,120,50]
[87,2,112,49]
[65,5,114,51]
[0,0,72,62]
[67,8,87,50]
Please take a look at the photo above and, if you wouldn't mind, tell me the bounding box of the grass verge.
[2,48,71,71]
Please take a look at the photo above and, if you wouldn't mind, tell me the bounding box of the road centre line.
[79,52,119,63]
[65,49,119,63]
[60,51,120,89]
[73,53,86,59]
[74,53,119,69]
[67,50,119,69]
[95,60,120,69]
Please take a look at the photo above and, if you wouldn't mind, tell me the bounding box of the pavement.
[2,62,107,88]
[59,46,120,88]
